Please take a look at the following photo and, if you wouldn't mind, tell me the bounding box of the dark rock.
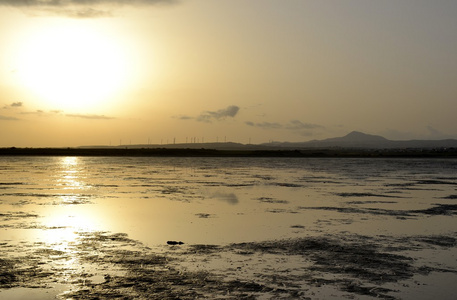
[167,241,184,245]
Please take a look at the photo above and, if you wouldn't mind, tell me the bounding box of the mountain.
[261,131,457,149]
[311,131,388,147]
[325,131,388,142]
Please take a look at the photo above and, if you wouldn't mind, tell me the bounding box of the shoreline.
[1,147,457,158]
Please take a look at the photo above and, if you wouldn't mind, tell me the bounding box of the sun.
[13,21,134,112]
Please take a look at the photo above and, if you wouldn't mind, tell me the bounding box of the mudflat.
[1,156,457,299]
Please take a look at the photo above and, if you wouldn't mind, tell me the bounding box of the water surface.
[1,157,456,299]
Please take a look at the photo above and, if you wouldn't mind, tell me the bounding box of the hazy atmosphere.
[2,3,457,299]
[1,0,456,147]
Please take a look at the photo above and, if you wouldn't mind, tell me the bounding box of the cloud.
[245,121,282,129]
[0,0,176,6]
[285,120,323,130]
[10,102,23,107]
[66,114,114,120]
[245,119,325,138]
[196,105,240,123]
[0,115,19,121]
[15,109,112,120]
[246,120,324,131]
[173,114,193,120]
[63,7,113,18]
[0,0,178,18]
[298,131,316,137]
[18,109,65,117]
[20,110,44,115]
[2,102,23,109]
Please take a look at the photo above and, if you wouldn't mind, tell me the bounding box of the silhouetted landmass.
[262,131,457,149]
[1,147,457,157]
[3,131,457,157]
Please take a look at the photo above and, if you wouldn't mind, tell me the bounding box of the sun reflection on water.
[33,157,105,287]
[58,157,85,190]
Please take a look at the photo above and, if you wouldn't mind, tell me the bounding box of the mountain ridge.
[262,131,457,149]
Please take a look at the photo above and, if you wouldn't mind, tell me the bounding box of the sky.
[1,0,457,147]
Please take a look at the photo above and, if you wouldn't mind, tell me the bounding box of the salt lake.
[1,156,456,299]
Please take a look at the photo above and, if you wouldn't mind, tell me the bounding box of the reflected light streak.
[38,210,102,283]
[62,156,78,167]
[58,157,85,190]
[36,157,101,280]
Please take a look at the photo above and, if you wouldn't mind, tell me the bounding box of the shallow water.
[1,156,456,299]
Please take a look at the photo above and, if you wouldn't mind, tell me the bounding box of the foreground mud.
[1,230,456,299]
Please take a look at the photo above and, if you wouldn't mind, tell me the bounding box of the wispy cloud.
[173,114,193,120]
[246,120,323,130]
[19,109,64,117]
[245,121,282,129]
[177,105,240,123]
[285,120,323,130]
[0,0,178,18]
[2,102,23,109]
[10,102,23,107]
[20,110,45,115]
[246,119,325,138]
[66,113,114,120]
[0,115,19,121]
[0,0,176,6]
[197,105,240,123]
[15,109,113,120]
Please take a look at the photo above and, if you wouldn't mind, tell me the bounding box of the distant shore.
[1,147,456,158]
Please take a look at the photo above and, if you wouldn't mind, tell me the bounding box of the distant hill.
[324,131,388,143]
[261,131,457,149]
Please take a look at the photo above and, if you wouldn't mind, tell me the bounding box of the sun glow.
[13,21,135,112]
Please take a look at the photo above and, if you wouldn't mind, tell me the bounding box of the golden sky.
[1,0,457,147]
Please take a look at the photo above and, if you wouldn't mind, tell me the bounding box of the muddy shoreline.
[1,230,456,299]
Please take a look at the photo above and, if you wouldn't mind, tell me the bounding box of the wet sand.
[1,230,457,299]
